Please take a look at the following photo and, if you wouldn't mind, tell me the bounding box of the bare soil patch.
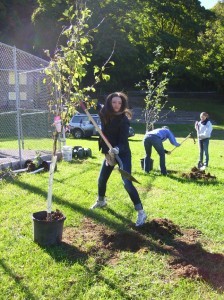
[63,217,224,292]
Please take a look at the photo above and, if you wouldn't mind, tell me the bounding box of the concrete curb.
[0,150,62,171]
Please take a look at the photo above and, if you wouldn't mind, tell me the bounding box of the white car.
[68,113,101,139]
[68,113,135,139]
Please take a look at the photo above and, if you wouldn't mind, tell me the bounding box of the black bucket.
[32,211,66,246]
[140,158,144,170]
[140,158,153,172]
[149,158,153,171]
[84,148,92,157]
[77,147,84,159]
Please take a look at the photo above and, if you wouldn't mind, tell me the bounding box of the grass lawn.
[0,121,224,299]
[169,96,224,125]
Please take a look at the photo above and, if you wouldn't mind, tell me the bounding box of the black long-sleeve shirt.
[99,114,130,154]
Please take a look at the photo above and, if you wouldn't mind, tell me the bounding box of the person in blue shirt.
[143,126,180,175]
[91,92,147,227]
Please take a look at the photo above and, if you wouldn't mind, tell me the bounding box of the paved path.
[0,149,55,171]
[132,108,200,124]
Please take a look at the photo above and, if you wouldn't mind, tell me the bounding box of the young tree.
[43,2,113,220]
[137,46,175,132]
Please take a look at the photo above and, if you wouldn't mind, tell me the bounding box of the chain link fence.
[0,42,55,169]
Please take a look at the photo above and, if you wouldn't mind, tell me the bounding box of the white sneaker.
[91,198,107,209]
[135,210,147,227]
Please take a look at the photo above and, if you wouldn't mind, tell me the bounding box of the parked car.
[68,113,135,139]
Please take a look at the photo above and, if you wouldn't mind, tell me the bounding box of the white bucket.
[62,146,72,161]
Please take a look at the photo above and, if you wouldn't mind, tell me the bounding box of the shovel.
[195,122,204,169]
[170,132,193,153]
[80,101,140,184]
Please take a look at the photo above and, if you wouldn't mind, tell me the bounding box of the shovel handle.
[80,101,124,169]
[170,133,192,153]
[115,154,123,170]
[79,101,112,150]
[80,101,140,184]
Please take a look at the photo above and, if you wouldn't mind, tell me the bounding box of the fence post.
[13,46,23,167]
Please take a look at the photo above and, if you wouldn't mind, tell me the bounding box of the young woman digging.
[91,92,147,227]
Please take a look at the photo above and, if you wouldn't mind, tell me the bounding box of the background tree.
[196,1,224,91]
[31,0,223,93]
[0,0,223,93]
[137,46,175,132]
[83,0,144,92]
[123,0,214,90]
[0,0,36,53]
[45,2,113,119]
[31,0,68,56]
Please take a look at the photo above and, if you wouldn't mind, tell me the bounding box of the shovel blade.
[118,168,140,184]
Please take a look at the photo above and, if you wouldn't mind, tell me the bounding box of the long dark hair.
[100,92,132,123]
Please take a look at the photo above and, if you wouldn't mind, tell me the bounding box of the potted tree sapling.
[32,110,66,245]
[32,3,113,246]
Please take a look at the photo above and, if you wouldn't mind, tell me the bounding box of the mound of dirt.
[182,167,216,180]
[63,217,224,291]
[136,218,182,239]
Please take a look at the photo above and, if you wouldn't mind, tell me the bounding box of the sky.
[200,0,219,9]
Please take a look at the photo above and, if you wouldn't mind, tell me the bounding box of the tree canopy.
[0,0,223,93]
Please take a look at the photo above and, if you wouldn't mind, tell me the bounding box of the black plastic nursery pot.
[32,211,66,246]
[140,158,154,171]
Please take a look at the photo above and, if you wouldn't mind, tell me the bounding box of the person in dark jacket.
[91,92,147,227]
[143,126,180,175]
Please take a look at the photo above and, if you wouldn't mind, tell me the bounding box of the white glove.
[108,147,119,155]
[105,154,117,166]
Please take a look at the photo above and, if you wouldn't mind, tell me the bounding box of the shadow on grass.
[84,264,134,300]
[137,221,224,292]
[51,216,224,293]
[11,179,224,293]
[58,157,97,166]
[48,159,101,184]
[0,259,36,300]
[13,179,135,231]
[40,242,88,265]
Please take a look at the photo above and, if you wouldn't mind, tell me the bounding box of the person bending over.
[143,126,180,175]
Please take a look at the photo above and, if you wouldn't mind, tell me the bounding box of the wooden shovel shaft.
[79,102,112,149]
[170,133,192,153]
[79,101,140,184]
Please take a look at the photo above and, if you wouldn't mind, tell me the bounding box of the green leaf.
[102,74,110,81]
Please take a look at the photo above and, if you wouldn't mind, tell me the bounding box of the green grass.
[168,97,224,124]
[0,125,224,299]
[131,95,224,124]
[0,137,53,150]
